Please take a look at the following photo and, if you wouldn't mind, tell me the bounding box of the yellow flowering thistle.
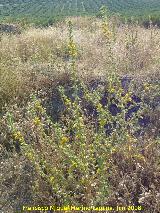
[33,117,41,126]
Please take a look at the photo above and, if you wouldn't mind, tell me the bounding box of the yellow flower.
[99,119,106,127]
[65,98,71,105]
[128,145,132,152]
[102,22,112,39]
[13,131,24,143]
[117,87,123,94]
[49,176,54,183]
[111,148,116,153]
[144,83,150,91]
[97,103,102,110]
[134,154,146,162]
[72,161,77,168]
[34,101,44,113]
[33,117,41,126]
[60,136,69,145]
[27,151,35,161]
[110,87,115,93]
[68,41,77,57]
[13,131,21,139]
[122,93,132,103]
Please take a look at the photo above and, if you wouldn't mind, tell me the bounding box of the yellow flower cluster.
[49,176,55,184]
[102,22,112,40]
[97,103,103,111]
[13,131,24,143]
[109,87,115,93]
[26,151,35,161]
[34,101,44,113]
[122,93,132,103]
[71,161,78,168]
[134,154,146,162]
[60,136,69,145]
[68,41,77,58]
[64,98,71,106]
[99,119,106,127]
[143,83,151,91]
[33,117,41,126]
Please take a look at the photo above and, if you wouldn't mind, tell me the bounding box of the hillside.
[1,0,160,24]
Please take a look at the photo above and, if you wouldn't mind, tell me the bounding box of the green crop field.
[0,0,160,25]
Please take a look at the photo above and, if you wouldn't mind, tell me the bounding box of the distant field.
[0,0,160,25]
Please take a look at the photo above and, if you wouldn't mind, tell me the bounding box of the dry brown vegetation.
[0,17,160,109]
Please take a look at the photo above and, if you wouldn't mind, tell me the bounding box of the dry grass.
[0,17,160,110]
